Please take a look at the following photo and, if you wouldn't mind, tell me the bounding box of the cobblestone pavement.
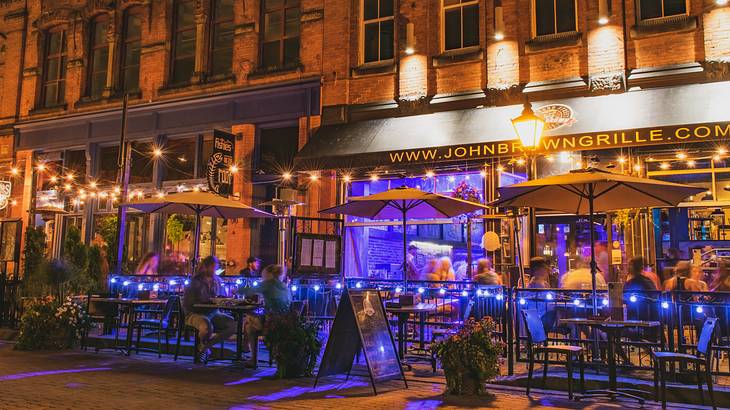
[0,341,718,410]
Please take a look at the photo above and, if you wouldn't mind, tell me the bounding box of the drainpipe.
[621,0,630,88]
[14,0,29,123]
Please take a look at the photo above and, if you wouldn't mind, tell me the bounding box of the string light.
[156,191,165,199]
[659,162,670,170]
[282,172,292,181]
[425,170,435,178]
[342,174,352,183]
[718,147,727,155]
[64,183,72,191]
[36,163,46,171]
[516,158,526,166]
[113,186,121,194]
[676,152,687,159]
[370,174,379,182]
[89,180,97,189]
[617,156,626,164]
[687,160,696,167]
[152,147,163,157]
[49,176,58,183]
[229,165,239,173]
[479,169,487,177]
[10,199,17,206]
[65,173,74,181]
[496,165,504,173]
[447,175,456,182]
[10,167,19,176]
[633,164,642,172]
[309,173,319,181]
[713,154,722,162]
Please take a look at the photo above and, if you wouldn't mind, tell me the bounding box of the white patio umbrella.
[492,168,705,312]
[320,186,490,289]
[123,191,274,270]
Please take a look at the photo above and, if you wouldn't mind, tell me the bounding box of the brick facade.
[0,0,729,270]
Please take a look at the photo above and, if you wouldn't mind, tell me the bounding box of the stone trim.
[301,9,323,24]
[590,73,624,93]
[526,31,582,53]
[630,14,697,38]
[433,46,482,66]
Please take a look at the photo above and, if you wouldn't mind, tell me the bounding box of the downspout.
[14,0,29,123]
[621,0,630,89]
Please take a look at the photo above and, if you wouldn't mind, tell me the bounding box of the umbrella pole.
[589,188,598,315]
[402,207,408,292]
[192,210,202,274]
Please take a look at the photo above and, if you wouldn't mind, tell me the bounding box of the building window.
[443,0,479,51]
[162,136,198,181]
[638,0,687,20]
[87,16,110,99]
[171,0,197,84]
[261,0,300,69]
[41,28,67,107]
[534,0,577,37]
[362,0,394,63]
[121,7,143,93]
[210,0,234,76]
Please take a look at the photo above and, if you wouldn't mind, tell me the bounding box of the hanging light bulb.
[369,174,379,181]
[309,173,319,181]
[282,172,292,181]
[229,165,239,173]
[659,162,670,170]
[36,163,46,172]
[10,167,19,176]
[676,152,687,160]
[425,170,435,178]
[687,159,696,167]
[342,174,352,183]
[89,180,97,189]
[152,147,163,157]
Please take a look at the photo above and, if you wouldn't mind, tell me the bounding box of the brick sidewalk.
[0,341,716,410]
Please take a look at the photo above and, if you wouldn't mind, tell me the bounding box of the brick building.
[0,0,729,280]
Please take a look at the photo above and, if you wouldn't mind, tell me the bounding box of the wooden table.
[193,302,261,361]
[385,303,437,362]
[559,318,660,404]
[91,298,167,355]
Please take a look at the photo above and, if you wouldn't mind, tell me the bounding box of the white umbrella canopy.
[320,186,490,288]
[492,168,704,313]
[492,168,705,213]
[123,191,274,270]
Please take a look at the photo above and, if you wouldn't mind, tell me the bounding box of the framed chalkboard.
[315,288,406,394]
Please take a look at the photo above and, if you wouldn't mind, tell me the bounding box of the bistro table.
[385,303,437,365]
[91,298,167,355]
[193,302,262,361]
[559,317,661,404]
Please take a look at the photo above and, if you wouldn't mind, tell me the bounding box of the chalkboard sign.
[315,289,406,394]
[207,129,236,197]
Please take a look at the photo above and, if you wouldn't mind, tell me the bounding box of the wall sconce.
[494,0,505,40]
[598,0,610,24]
[405,22,415,55]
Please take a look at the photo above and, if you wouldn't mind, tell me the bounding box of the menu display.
[295,233,341,274]
[315,289,405,394]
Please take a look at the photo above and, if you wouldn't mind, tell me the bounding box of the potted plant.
[16,296,89,351]
[264,312,322,378]
[433,316,504,395]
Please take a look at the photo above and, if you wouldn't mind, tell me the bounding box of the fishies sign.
[0,181,10,210]
[207,130,236,196]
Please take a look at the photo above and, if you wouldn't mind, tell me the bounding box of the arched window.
[171,0,197,84]
[210,0,234,76]
[41,28,67,107]
[87,15,110,99]
[121,7,143,93]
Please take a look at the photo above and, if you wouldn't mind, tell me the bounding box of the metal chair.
[132,296,180,357]
[521,309,585,400]
[652,317,718,410]
[430,300,475,372]
[82,291,120,351]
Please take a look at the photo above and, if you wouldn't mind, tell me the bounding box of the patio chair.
[82,291,120,351]
[652,317,717,410]
[521,309,585,400]
[132,296,180,358]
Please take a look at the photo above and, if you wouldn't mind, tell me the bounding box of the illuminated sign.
[536,104,577,131]
[387,122,730,164]
[207,129,236,197]
[0,181,10,210]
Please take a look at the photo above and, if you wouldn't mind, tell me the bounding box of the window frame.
[208,0,235,77]
[531,0,579,38]
[170,0,197,85]
[120,6,143,93]
[41,27,68,108]
[441,0,480,52]
[87,14,110,99]
[636,0,689,21]
[360,0,395,65]
[260,0,301,69]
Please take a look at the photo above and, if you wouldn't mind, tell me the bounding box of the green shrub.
[15,296,89,351]
[264,312,322,378]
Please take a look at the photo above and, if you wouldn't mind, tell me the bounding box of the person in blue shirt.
[241,264,291,368]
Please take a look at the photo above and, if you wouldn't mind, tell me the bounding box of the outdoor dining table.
[193,302,262,362]
[91,297,167,355]
[559,317,661,404]
[385,303,437,364]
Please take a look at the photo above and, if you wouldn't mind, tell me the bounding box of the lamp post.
[511,100,545,261]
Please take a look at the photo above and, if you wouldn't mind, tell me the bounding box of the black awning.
[296,81,730,170]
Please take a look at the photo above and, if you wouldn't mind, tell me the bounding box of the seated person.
[182,256,237,364]
[239,256,262,277]
[473,258,502,285]
[134,252,159,275]
[560,257,607,290]
[241,264,291,369]
[625,256,658,292]
[527,257,550,289]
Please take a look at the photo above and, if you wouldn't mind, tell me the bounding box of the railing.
[101,274,730,381]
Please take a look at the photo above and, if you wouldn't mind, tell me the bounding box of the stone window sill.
[352,60,396,77]
[28,103,67,116]
[159,75,235,95]
[631,14,697,38]
[248,62,303,79]
[526,31,582,53]
[433,46,483,67]
[74,92,142,109]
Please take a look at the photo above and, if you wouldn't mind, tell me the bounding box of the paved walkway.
[0,341,719,410]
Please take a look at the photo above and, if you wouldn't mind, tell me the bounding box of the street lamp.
[511,101,545,149]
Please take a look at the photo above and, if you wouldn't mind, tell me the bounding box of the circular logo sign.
[536,104,577,131]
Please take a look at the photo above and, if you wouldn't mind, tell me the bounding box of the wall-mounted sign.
[386,121,730,165]
[0,181,10,210]
[295,233,341,274]
[536,104,577,131]
[207,129,236,197]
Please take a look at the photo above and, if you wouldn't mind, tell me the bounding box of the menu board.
[295,233,341,274]
[206,129,236,197]
[315,289,405,394]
